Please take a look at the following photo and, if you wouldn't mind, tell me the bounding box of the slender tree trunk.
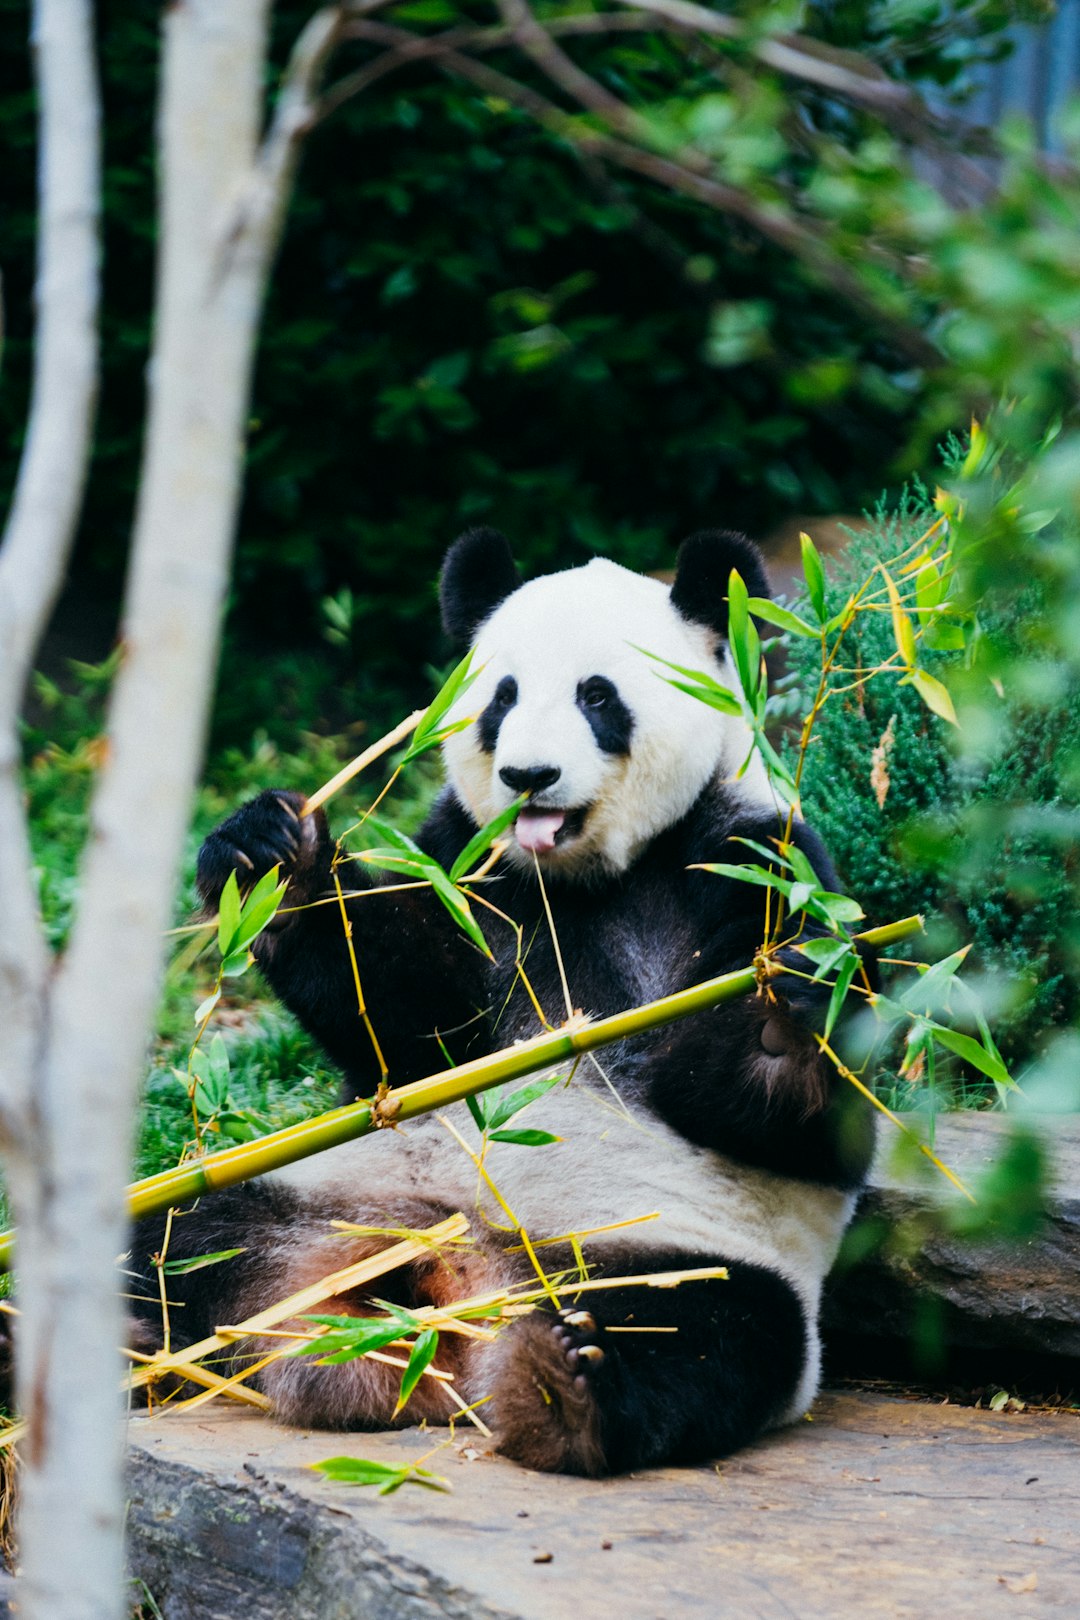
[0,2,349,1612]
[0,0,102,1602]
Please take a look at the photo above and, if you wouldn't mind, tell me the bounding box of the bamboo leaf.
[221,948,253,978]
[663,677,743,716]
[730,836,792,870]
[293,1319,410,1364]
[393,1328,439,1416]
[635,646,742,715]
[696,861,794,896]
[207,1033,230,1091]
[217,870,242,957]
[402,649,479,763]
[899,947,970,1014]
[310,1456,451,1494]
[798,936,851,978]
[243,862,286,913]
[427,865,493,957]
[745,597,817,638]
[194,988,221,1026]
[449,795,527,883]
[813,891,864,924]
[784,844,821,887]
[465,1093,487,1130]
[484,1073,562,1132]
[924,1022,1013,1085]
[800,532,826,624]
[788,880,815,913]
[914,559,945,625]
[162,1247,246,1275]
[727,569,760,702]
[882,568,916,667]
[923,619,966,652]
[235,872,287,947]
[910,669,958,726]
[489,1128,561,1146]
[824,950,860,1039]
[362,817,427,859]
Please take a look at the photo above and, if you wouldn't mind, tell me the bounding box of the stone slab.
[127,1393,1080,1620]
[826,1114,1080,1362]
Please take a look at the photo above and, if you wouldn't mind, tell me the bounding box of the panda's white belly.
[275,1069,853,1395]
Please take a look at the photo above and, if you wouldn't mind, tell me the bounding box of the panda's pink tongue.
[515,809,566,854]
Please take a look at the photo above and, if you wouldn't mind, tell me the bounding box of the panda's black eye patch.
[577,676,633,755]
[478,675,518,753]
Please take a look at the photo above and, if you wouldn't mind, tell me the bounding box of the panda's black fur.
[127,529,874,1477]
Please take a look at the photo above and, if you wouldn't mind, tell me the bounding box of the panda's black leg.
[488,1256,808,1476]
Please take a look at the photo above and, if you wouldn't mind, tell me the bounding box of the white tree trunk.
[0,2,348,1613]
[0,0,99,1156]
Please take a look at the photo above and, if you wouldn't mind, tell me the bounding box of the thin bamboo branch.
[0,915,924,1271]
[302,708,425,816]
[128,1215,470,1392]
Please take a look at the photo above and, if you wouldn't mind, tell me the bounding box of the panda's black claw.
[197,789,331,912]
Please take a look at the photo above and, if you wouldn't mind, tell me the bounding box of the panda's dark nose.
[499,764,561,795]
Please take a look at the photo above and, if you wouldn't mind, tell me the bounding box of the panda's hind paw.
[489,1306,612,1476]
[553,1309,606,1392]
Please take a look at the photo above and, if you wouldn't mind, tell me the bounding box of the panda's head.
[439,528,776,878]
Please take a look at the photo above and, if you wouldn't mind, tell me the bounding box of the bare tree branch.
[324,18,941,368]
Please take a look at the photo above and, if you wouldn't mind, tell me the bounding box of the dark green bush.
[787,485,1080,1087]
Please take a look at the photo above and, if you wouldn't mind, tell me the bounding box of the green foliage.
[786,483,1080,1087]
[2,0,971,695]
[22,653,436,1177]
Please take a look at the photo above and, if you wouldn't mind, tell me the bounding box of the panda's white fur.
[168,527,874,1477]
[278,1078,855,1424]
[443,556,777,877]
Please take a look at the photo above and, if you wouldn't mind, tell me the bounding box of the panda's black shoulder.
[662,776,842,906]
[416,787,480,869]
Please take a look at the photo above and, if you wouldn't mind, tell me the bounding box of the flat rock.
[825,1114,1080,1362]
[127,1393,1080,1619]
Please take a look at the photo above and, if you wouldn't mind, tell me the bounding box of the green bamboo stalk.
[0,913,923,1271]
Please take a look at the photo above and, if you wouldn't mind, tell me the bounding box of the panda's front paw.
[196,790,331,912]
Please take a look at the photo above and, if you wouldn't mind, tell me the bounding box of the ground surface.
[128,1391,1080,1620]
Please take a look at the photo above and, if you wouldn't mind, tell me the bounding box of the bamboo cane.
[0,913,922,1272]
[301,708,426,817]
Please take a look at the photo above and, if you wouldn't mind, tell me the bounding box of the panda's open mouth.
[513,805,588,856]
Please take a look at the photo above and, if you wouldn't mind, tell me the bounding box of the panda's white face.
[442,557,772,878]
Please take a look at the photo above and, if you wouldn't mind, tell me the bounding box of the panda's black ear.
[670,530,770,640]
[440,528,521,642]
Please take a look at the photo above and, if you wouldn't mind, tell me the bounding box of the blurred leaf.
[910,669,958,726]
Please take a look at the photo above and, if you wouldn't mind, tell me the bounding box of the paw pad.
[553,1307,606,1392]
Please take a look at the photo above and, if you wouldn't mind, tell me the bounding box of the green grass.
[23,654,441,1179]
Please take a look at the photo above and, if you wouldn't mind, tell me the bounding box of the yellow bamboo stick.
[301,708,425,817]
[0,914,926,1272]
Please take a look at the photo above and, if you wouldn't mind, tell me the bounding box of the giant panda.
[132,527,874,1477]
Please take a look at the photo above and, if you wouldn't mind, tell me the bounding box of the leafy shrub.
[786,481,1080,1087]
